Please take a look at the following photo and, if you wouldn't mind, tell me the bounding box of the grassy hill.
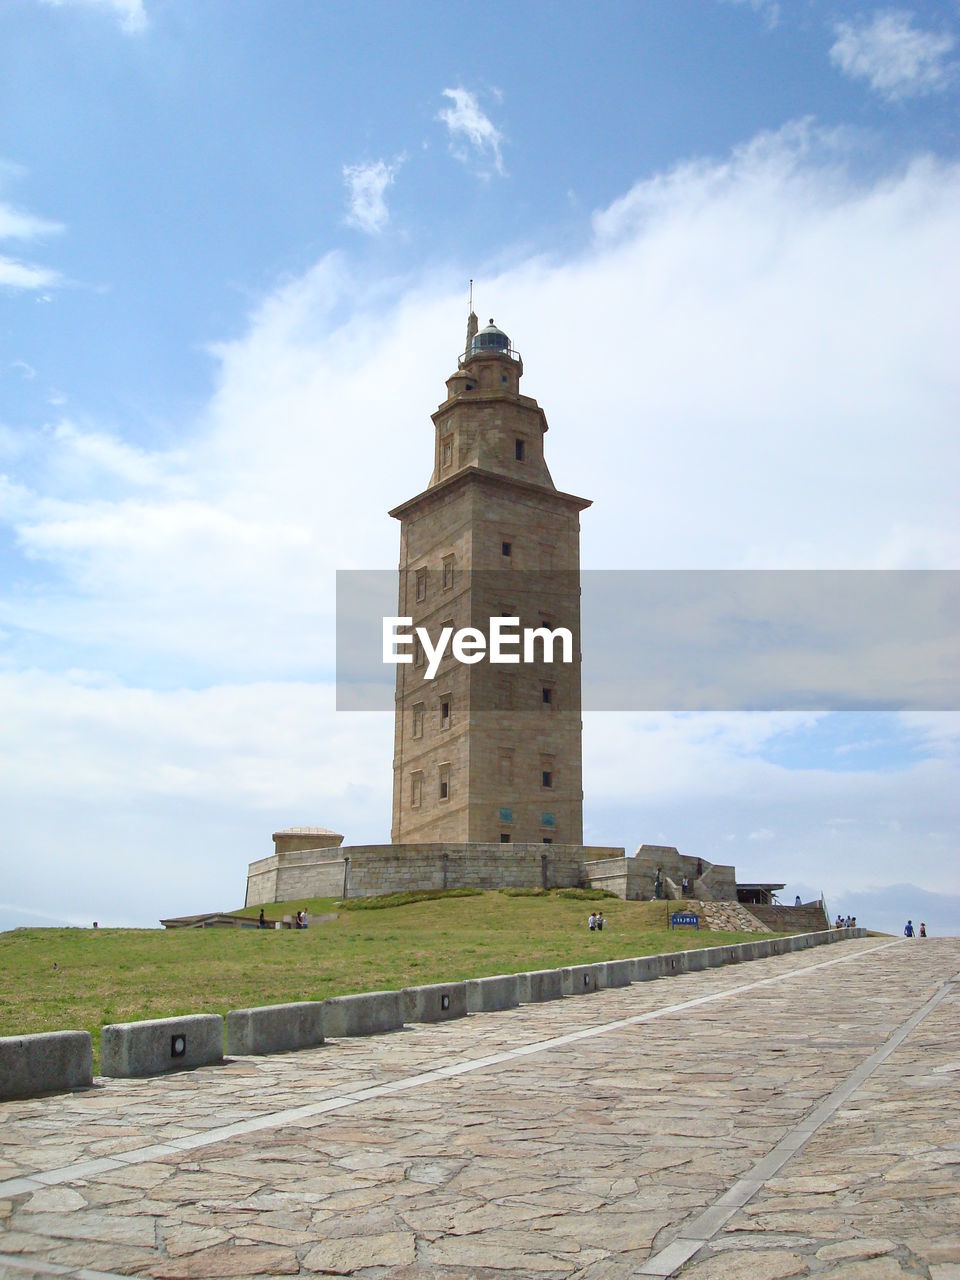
[0,889,775,1071]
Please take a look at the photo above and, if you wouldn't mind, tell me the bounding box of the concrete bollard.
[322,991,403,1038]
[561,964,603,996]
[0,1031,93,1101]
[516,969,564,1003]
[402,982,468,1024]
[601,959,634,988]
[225,1002,324,1057]
[632,955,661,982]
[465,975,520,1014]
[100,1014,223,1079]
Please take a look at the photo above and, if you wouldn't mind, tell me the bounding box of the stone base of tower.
[244,841,626,906]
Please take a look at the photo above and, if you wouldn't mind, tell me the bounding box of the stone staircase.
[686,900,771,933]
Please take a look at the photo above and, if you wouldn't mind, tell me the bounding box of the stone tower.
[389,314,591,845]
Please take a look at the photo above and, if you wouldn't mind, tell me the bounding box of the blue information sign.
[671,912,700,929]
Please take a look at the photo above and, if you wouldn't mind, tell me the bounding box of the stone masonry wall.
[749,901,831,932]
[246,843,626,904]
[244,856,279,907]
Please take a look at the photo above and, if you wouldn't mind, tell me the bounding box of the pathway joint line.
[640,969,958,1277]
[0,939,900,1200]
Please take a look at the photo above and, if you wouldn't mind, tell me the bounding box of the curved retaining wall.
[1,929,865,1098]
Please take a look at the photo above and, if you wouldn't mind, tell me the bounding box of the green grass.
[0,891,774,1071]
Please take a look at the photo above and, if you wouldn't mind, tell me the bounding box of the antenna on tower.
[464,279,479,357]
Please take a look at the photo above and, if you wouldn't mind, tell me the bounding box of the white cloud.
[2,121,958,926]
[830,9,956,100]
[0,257,60,290]
[438,87,505,176]
[0,180,64,292]
[37,0,147,35]
[0,203,63,242]
[342,159,401,235]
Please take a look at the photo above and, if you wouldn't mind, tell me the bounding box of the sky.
[1,0,958,937]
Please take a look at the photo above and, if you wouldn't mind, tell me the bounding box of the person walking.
[904,919,915,938]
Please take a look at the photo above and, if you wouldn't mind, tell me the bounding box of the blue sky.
[1,0,958,934]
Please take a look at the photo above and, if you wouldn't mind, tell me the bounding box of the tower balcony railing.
[459,344,522,367]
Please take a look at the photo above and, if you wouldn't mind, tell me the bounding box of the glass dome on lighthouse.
[471,318,511,355]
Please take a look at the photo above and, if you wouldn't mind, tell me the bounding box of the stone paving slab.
[0,936,957,1278]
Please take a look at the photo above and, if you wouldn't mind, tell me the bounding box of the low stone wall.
[0,1031,92,1101]
[561,963,603,995]
[749,902,831,932]
[100,1014,223,1079]
[516,968,564,1003]
[401,982,469,1024]
[225,1002,325,1057]
[321,991,404,1038]
[466,974,520,1014]
[2,928,867,1097]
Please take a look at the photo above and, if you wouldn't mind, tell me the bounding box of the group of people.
[904,919,927,938]
[653,861,703,901]
[587,911,606,931]
[835,914,857,929]
[257,908,309,929]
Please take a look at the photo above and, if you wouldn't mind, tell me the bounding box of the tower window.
[442,554,454,591]
[414,637,425,669]
[499,750,514,783]
[439,764,450,801]
[542,837,553,845]
[515,439,525,461]
[442,437,453,468]
[440,698,451,731]
[411,773,423,808]
[412,703,424,739]
[501,541,512,558]
[542,770,553,789]
[542,685,554,706]
[500,833,511,844]
[416,568,427,602]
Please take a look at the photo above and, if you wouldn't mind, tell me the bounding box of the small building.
[736,883,785,906]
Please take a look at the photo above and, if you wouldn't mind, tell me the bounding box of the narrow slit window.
[515,438,525,461]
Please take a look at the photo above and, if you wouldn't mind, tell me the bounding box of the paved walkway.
[1,936,958,1279]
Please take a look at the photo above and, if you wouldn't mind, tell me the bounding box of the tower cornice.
[388,464,592,522]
